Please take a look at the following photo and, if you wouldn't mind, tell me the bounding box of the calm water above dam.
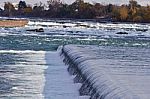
[0,19,150,98]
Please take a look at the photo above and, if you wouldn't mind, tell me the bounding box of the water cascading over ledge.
[60,45,142,99]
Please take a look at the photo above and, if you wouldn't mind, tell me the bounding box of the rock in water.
[116,32,128,34]
[36,28,44,32]
[26,28,44,32]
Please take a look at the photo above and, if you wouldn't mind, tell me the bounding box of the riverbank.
[0,19,28,27]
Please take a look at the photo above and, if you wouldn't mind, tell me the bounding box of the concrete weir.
[60,45,150,99]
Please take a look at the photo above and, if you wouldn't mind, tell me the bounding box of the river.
[0,19,150,98]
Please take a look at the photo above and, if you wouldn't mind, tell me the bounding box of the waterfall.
[60,45,140,99]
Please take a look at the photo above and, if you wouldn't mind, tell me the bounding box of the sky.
[0,0,150,8]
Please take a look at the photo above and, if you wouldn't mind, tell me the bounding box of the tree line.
[0,0,150,22]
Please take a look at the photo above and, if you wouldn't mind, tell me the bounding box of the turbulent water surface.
[0,19,150,98]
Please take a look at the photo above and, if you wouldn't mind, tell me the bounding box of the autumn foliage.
[0,0,150,22]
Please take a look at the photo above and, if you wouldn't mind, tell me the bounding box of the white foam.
[27,21,76,27]
[0,50,46,53]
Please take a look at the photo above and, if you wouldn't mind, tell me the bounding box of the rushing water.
[0,19,150,98]
[0,50,46,98]
[61,45,150,99]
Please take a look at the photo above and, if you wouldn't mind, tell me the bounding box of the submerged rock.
[26,28,44,32]
[116,32,128,34]
[135,29,148,32]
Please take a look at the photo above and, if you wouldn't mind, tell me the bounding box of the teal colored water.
[0,19,150,98]
[1,20,150,51]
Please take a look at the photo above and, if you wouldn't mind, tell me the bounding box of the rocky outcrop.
[26,28,44,32]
